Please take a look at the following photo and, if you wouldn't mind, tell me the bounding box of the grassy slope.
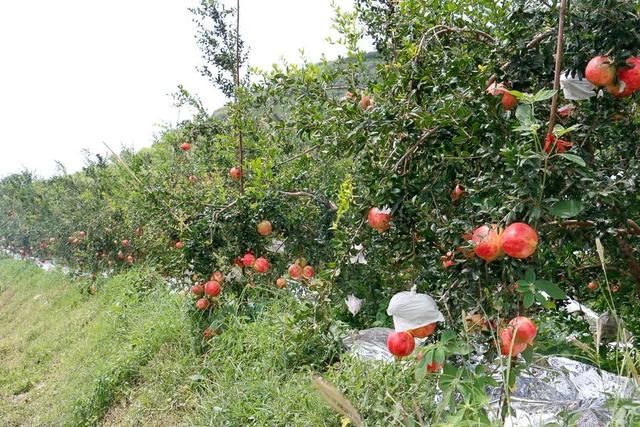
[0,259,433,427]
[0,259,197,426]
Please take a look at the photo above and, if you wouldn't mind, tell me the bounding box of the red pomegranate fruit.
[367,207,391,233]
[387,331,416,358]
[276,277,286,288]
[191,283,205,296]
[195,298,210,310]
[501,223,538,259]
[499,327,528,357]
[229,167,242,181]
[180,142,191,151]
[288,263,302,280]
[242,252,256,267]
[204,280,221,297]
[257,220,272,236]
[472,225,503,262]
[408,323,437,338]
[585,55,616,87]
[254,257,270,273]
[508,316,537,345]
[302,265,315,280]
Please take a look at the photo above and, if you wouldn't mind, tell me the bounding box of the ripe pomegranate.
[188,175,198,183]
[408,322,437,338]
[134,227,143,237]
[175,241,184,249]
[472,225,503,262]
[616,57,640,92]
[191,283,205,296]
[195,298,210,310]
[276,277,286,288]
[122,239,129,248]
[587,281,599,291]
[242,252,256,267]
[254,257,270,273]
[302,265,315,280]
[451,184,465,201]
[544,134,573,154]
[499,328,528,357]
[387,331,415,358]
[288,263,302,280]
[180,142,191,151]
[204,280,221,297]
[117,251,125,261]
[486,82,518,110]
[585,55,616,87]
[233,257,244,268]
[78,231,87,238]
[501,223,538,259]
[367,207,391,233]
[257,220,272,236]
[212,271,224,283]
[606,82,634,98]
[229,167,242,181]
[359,95,373,110]
[508,316,537,345]
[126,255,135,264]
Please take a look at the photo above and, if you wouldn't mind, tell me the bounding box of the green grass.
[0,259,198,426]
[0,258,439,426]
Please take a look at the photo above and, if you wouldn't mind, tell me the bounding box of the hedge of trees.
[1,0,640,420]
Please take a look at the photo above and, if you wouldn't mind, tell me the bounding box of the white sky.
[0,0,371,178]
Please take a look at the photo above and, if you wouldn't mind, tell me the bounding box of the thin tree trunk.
[547,0,568,136]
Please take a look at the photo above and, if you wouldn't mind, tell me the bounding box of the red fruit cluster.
[499,316,537,357]
[367,207,391,233]
[586,55,640,98]
[286,260,315,281]
[469,222,538,263]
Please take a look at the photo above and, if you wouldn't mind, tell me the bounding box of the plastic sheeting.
[343,327,640,426]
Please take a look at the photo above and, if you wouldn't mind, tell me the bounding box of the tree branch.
[547,0,568,135]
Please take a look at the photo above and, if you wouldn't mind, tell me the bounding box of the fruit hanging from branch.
[257,220,272,236]
[508,316,537,345]
[501,223,538,259]
[585,55,616,87]
[205,280,221,297]
[472,225,503,262]
[191,283,205,296]
[367,207,391,233]
[180,142,191,152]
[288,263,302,280]
[229,167,242,181]
[254,257,270,273]
[302,265,315,280]
[241,252,256,267]
[276,277,286,288]
[387,331,415,358]
[195,298,210,310]
[499,327,528,357]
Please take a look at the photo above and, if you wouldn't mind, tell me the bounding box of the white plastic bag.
[386,286,444,332]
[560,72,595,100]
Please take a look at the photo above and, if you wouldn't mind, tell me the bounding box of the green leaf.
[515,104,534,127]
[548,200,584,218]
[524,268,536,283]
[440,330,455,344]
[523,291,535,308]
[534,280,567,299]
[415,352,428,382]
[532,89,556,102]
[558,153,586,167]
[434,346,446,365]
[521,346,534,364]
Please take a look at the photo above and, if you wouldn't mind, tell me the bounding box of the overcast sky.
[0,0,371,178]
